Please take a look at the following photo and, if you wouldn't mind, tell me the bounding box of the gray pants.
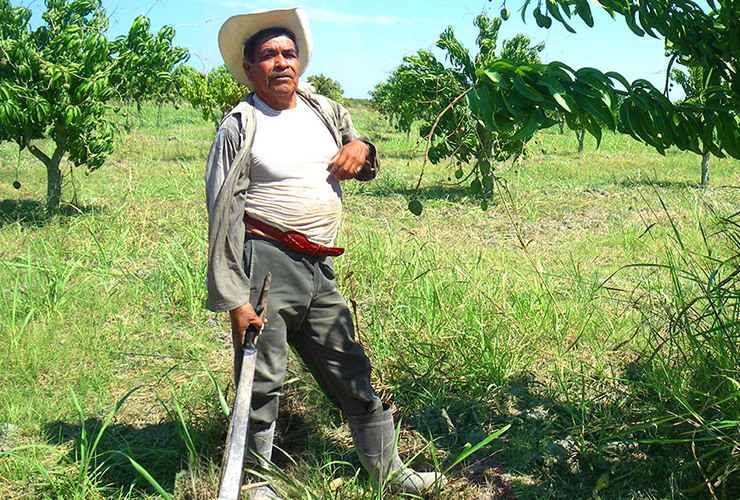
[237,234,383,427]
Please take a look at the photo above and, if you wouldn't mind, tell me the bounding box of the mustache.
[269,69,295,79]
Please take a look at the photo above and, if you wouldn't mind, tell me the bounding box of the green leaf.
[581,115,603,147]
[512,111,543,141]
[482,70,509,90]
[122,453,174,500]
[521,0,532,23]
[202,362,230,417]
[605,71,631,91]
[624,6,645,37]
[512,75,544,102]
[538,75,572,113]
[636,2,658,38]
[446,424,511,471]
[408,199,423,216]
[546,0,576,33]
[573,0,594,27]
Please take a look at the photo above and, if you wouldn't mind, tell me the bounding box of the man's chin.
[269,83,297,95]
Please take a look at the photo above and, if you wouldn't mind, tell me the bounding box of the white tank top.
[246,95,342,246]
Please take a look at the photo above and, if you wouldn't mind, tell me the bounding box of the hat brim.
[218,7,312,88]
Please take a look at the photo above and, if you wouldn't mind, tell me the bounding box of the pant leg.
[289,257,383,416]
[237,236,314,426]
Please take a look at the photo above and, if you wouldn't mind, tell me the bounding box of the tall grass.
[1,101,740,499]
[624,206,740,498]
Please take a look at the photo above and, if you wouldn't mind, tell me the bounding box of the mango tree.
[473,1,739,175]
[671,66,717,187]
[0,0,116,212]
[306,74,344,103]
[377,2,739,207]
[372,15,545,212]
[175,64,243,127]
[111,15,189,127]
[376,1,740,491]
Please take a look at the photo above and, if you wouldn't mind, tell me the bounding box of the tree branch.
[664,52,679,97]
[415,87,473,193]
[26,141,52,167]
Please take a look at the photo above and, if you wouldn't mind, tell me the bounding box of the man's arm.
[206,115,264,338]
[328,140,371,181]
[323,96,380,181]
[205,115,241,218]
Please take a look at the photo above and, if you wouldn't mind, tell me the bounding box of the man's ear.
[242,61,253,83]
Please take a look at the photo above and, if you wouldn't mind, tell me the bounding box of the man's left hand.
[329,140,369,180]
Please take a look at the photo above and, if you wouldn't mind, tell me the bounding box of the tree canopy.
[0,0,188,211]
[175,64,243,126]
[0,0,117,211]
[485,0,739,159]
[306,74,344,103]
[373,1,739,212]
[111,14,189,123]
[373,15,545,168]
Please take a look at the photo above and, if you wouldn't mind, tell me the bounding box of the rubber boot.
[347,407,444,494]
[245,422,283,500]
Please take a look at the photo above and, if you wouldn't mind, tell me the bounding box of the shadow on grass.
[35,356,735,499]
[0,199,105,228]
[355,177,495,208]
[41,413,227,497]
[614,177,700,190]
[385,362,740,500]
[270,377,516,499]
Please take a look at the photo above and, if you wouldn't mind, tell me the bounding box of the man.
[206,7,441,499]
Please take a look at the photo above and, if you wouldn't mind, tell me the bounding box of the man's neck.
[255,91,297,110]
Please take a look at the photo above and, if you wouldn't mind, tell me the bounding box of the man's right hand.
[229,303,264,348]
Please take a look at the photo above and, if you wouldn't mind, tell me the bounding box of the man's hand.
[229,303,264,348]
[329,140,369,180]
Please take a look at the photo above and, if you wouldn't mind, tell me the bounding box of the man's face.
[243,35,300,107]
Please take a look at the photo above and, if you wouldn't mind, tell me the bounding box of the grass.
[1,100,740,499]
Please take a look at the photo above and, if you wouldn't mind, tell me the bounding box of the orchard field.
[2,101,740,499]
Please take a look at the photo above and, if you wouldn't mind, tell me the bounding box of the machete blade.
[217,272,271,500]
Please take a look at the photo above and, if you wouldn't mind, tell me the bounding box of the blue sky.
[22,0,676,99]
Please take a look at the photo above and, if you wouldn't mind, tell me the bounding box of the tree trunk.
[28,132,67,213]
[701,151,710,188]
[576,128,585,153]
[136,99,142,116]
[157,100,164,127]
[46,158,62,212]
[559,119,565,134]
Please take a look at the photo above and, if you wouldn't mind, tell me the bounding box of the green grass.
[1,101,740,499]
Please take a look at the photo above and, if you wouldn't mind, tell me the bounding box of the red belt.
[246,215,344,257]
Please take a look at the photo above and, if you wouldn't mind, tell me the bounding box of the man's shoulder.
[299,90,347,124]
[216,94,258,142]
[222,95,256,123]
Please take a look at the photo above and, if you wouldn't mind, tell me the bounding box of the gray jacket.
[205,89,379,312]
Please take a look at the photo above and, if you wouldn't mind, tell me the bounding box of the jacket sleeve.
[205,112,253,312]
[205,115,240,224]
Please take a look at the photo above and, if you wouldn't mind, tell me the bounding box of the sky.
[19,0,678,99]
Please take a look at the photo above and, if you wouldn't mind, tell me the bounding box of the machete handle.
[243,304,263,350]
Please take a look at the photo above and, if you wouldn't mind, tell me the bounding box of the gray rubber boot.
[245,422,284,500]
[347,408,444,494]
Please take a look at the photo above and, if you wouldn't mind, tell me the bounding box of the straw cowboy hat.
[218,6,313,88]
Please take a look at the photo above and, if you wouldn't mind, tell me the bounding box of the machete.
[218,272,271,500]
